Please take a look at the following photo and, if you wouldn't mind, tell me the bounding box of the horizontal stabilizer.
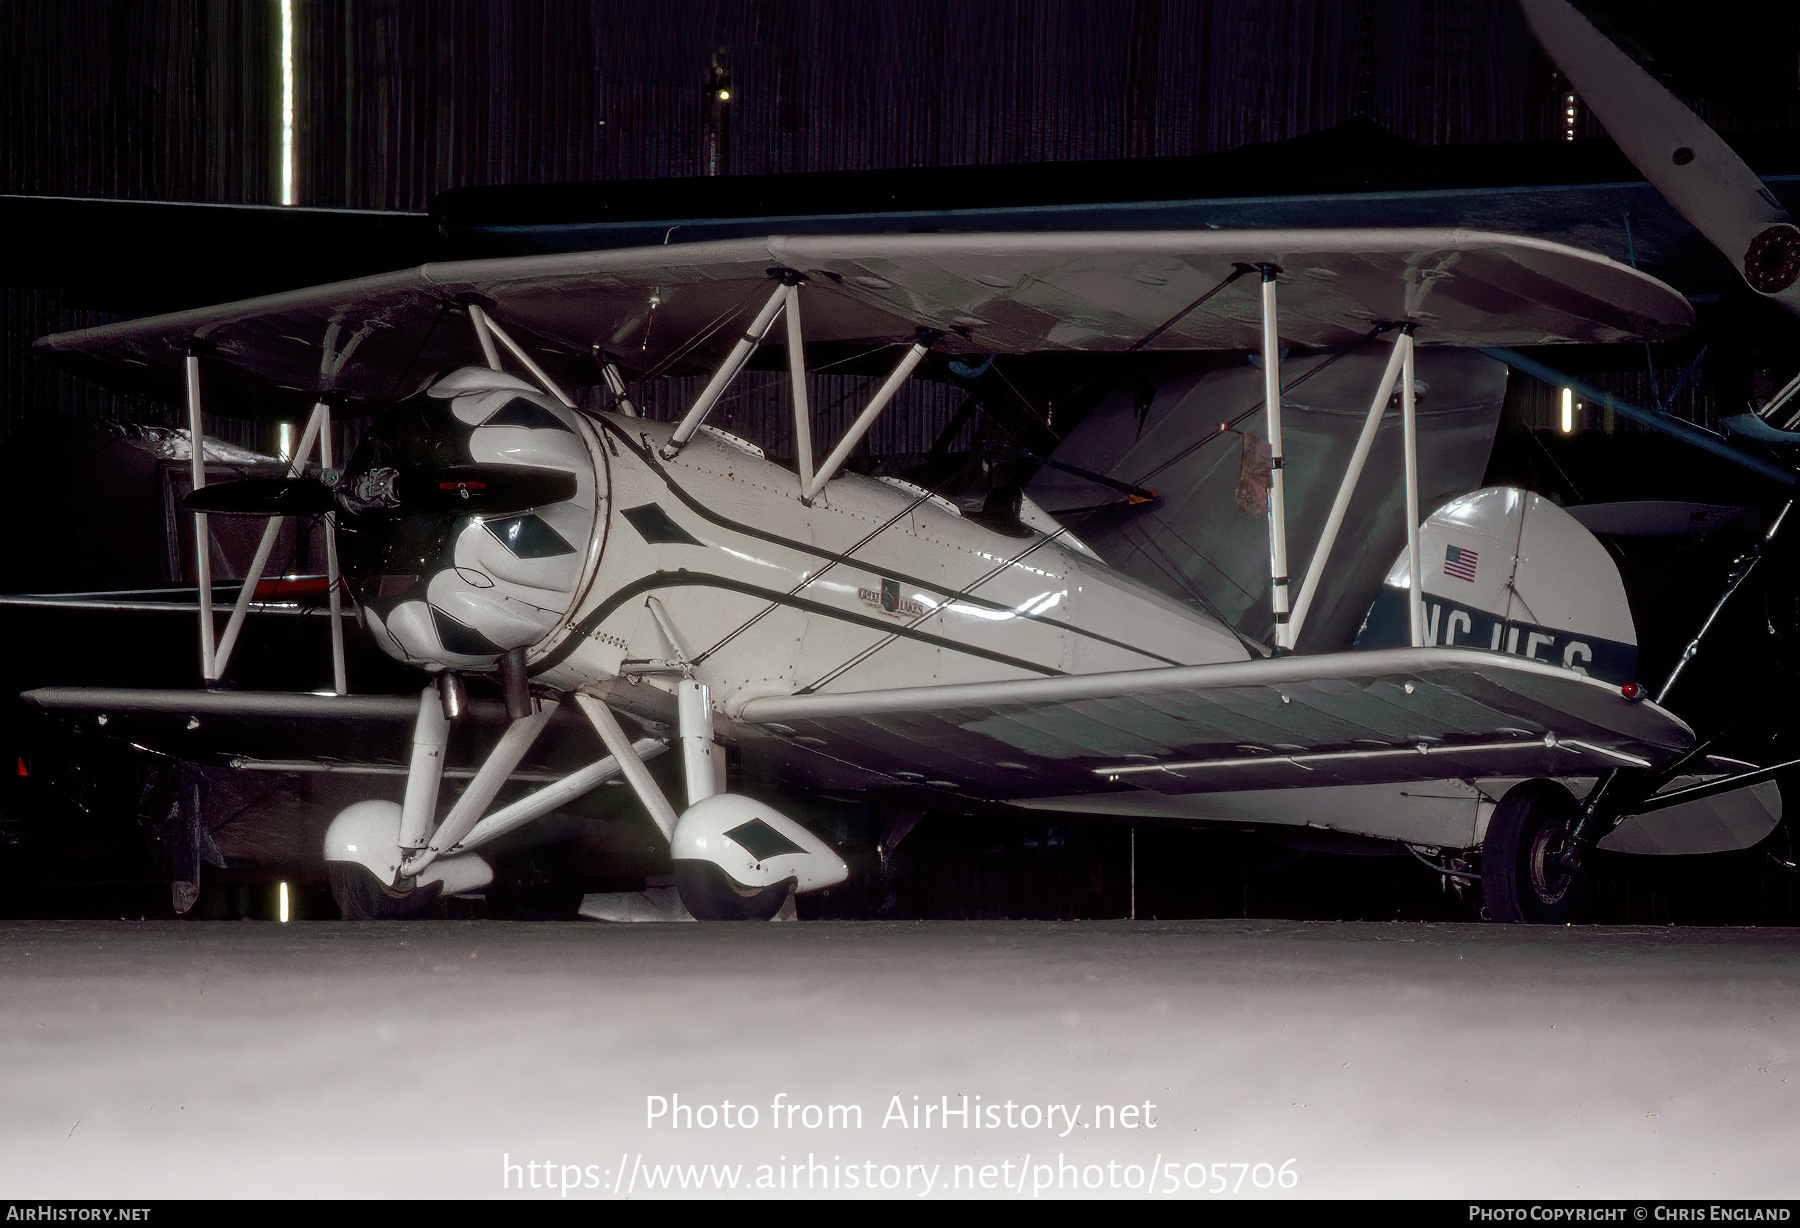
[1565,501,1761,536]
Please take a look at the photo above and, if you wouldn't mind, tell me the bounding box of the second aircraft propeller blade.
[1519,0,1800,309]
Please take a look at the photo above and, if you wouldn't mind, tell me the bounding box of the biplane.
[13,0,1799,924]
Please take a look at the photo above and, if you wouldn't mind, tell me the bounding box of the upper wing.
[732,646,1691,800]
[35,228,1692,414]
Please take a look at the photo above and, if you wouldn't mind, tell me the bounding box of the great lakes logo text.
[858,578,927,619]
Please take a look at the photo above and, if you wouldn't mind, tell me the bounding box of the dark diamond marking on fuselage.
[431,605,502,656]
[622,503,704,546]
[484,513,576,559]
[482,397,573,432]
[723,818,807,861]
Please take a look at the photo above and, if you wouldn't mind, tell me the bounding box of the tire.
[674,859,794,921]
[328,862,443,921]
[1481,779,1585,924]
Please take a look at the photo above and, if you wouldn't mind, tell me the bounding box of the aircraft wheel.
[674,859,794,921]
[1481,779,1585,924]
[327,862,442,921]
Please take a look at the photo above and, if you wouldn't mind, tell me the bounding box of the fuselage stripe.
[532,570,1067,679]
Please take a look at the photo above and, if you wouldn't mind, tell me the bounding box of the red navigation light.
[1620,681,1644,701]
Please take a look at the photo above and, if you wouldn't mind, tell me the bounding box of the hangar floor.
[0,919,1795,1200]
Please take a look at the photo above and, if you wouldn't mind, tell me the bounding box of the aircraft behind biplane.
[13,0,1800,925]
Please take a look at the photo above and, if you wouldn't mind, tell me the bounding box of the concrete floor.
[0,919,1796,1200]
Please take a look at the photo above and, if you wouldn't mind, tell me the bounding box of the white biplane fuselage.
[514,411,1240,708]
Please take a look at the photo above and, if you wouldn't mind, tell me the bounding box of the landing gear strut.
[320,632,846,921]
[1488,500,1800,922]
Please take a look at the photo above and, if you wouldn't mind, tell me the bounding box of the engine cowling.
[339,367,605,672]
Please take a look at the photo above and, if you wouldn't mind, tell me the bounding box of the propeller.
[182,477,337,516]
[1519,0,1800,309]
[182,464,577,518]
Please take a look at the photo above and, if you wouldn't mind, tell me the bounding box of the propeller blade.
[181,478,336,517]
[195,465,577,519]
[1519,0,1800,308]
[336,464,578,516]
[401,465,578,515]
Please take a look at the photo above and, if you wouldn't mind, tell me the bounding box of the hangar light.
[279,0,295,206]
[278,881,290,923]
[1560,387,1574,433]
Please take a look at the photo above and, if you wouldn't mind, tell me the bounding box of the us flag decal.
[1444,543,1479,581]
